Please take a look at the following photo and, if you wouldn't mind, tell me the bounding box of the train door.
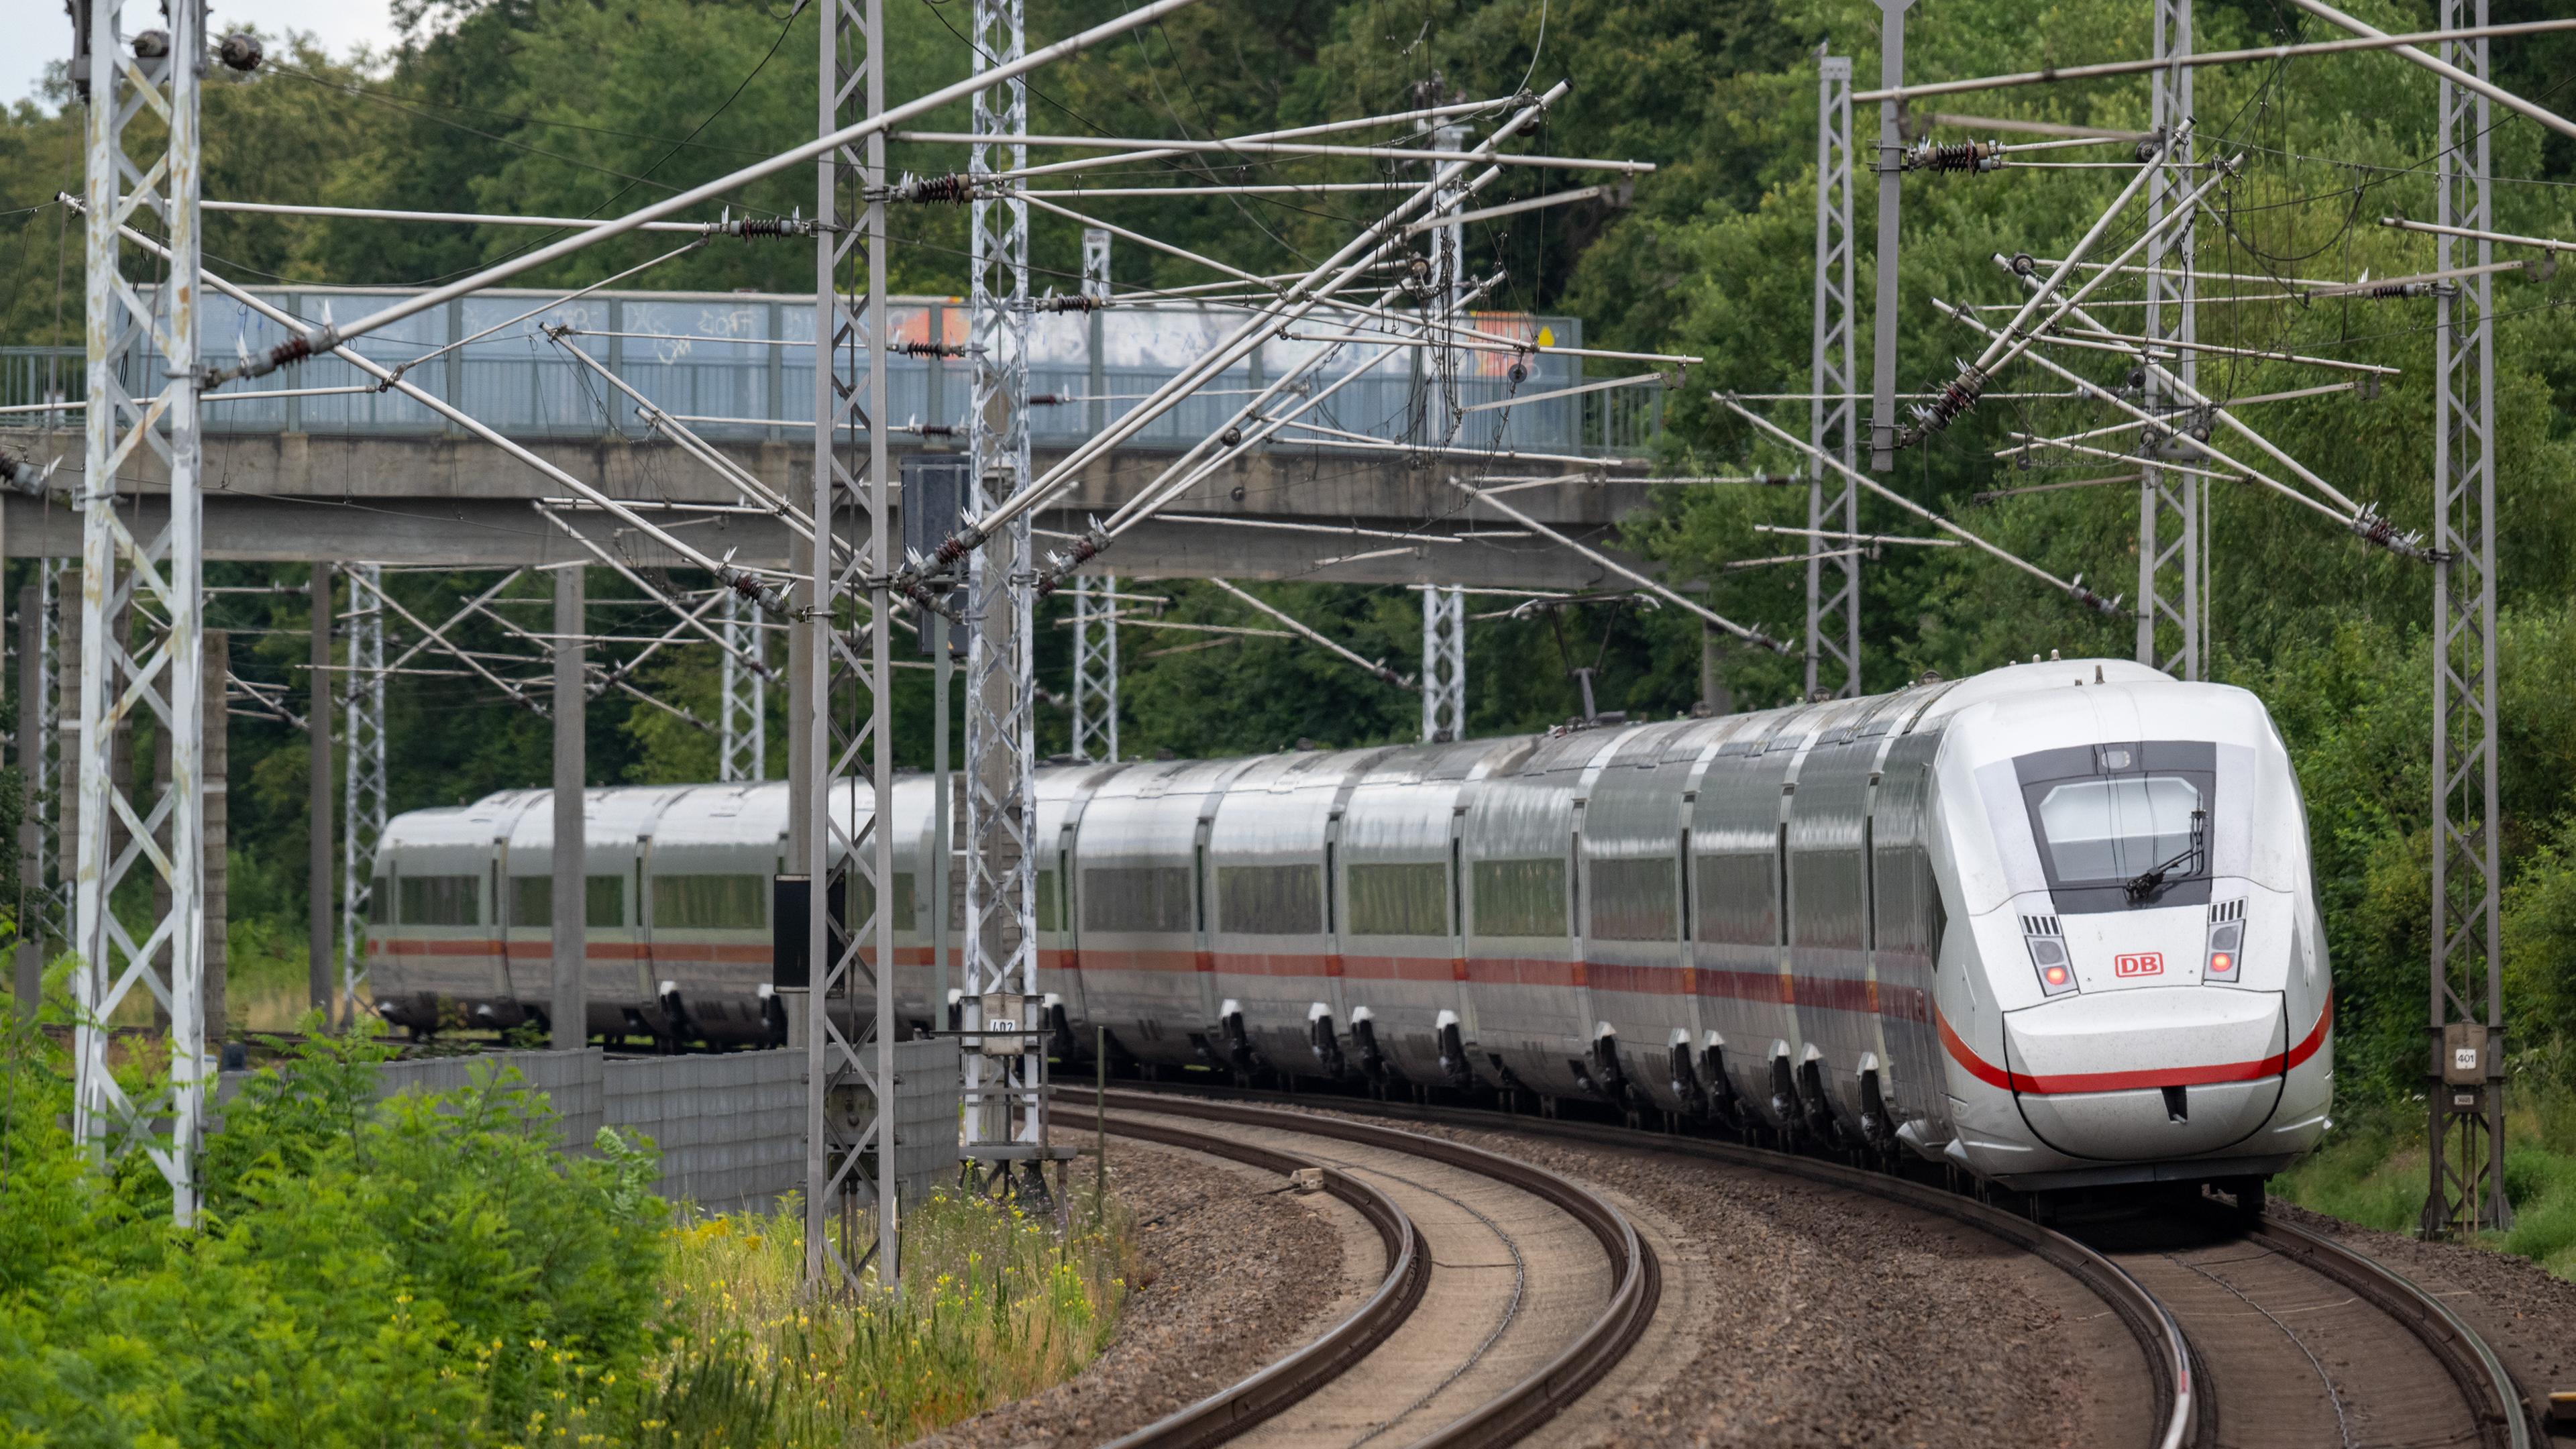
[1870,728,1950,1148]
[1191,807,1220,1040]
[1786,710,1880,1141]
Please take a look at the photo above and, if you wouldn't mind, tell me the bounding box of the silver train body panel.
[368,657,2331,1190]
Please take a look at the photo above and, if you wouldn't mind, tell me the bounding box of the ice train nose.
[1998,986,2300,1161]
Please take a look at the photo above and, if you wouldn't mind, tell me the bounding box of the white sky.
[1,1,400,112]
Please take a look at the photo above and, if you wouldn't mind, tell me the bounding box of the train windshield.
[2013,741,2218,911]
[2033,776,2201,881]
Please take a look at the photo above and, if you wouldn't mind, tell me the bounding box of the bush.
[0,1012,671,1446]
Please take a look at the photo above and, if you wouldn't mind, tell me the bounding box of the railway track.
[1069,1076,2542,1449]
[2080,1196,2535,1449]
[1066,1088,1659,1449]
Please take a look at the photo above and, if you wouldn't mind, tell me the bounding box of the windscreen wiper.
[2123,808,2207,903]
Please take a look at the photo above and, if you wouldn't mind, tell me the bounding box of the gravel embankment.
[904,1137,1348,1449]
[2269,1200,2576,1442]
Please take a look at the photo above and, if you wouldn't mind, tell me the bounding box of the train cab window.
[1348,862,1447,936]
[2015,741,2218,911]
[1471,859,1567,938]
[508,875,626,928]
[1589,856,1677,941]
[651,874,769,929]
[1218,864,1323,935]
[1693,855,1778,946]
[2034,777,2202,881]
[1083,865,1194,933]
[397,875,480,927]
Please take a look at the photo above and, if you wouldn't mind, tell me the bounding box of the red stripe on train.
[1937,996,2332,1096]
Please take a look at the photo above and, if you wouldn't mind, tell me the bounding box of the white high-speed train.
[366,656,2332,1193]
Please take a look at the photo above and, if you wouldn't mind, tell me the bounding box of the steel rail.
[1091,1112,1430,1449]
[1063,1085,1662,1449]
[1085,1076,2190,1449]
[2249,1215,2536,1448]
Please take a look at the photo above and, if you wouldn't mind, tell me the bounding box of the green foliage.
[0,1017,672,1446]
[2278,1089,2576,1281]
[653,1191,1128,1448]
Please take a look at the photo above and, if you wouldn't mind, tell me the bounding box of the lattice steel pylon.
[1419,585,1464,742]
[1068,231,1118,766]
[2424,0,2510,1240]
[1808,52,1860,700]
[72,0,209,1222]
[32,561,64,941]
[1070,578,1118,763]
[804,0,900,1293]
[340,564,386,1018]
[2137,0,2202,681]
[961,0,1048,1186]
[719,587,767,782]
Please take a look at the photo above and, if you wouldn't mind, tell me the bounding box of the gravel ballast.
[904,1136,1352,1449]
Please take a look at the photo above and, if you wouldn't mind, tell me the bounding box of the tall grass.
[2277,1085,2576,1282]
[642,1189,1132,1448]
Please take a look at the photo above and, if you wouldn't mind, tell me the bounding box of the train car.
[366,655,2331,1196]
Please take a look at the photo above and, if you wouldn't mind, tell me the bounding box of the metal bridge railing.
[7,290,1655,460]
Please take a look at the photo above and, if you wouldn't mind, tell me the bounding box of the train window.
[397,875,479,926]
[1472,859,1567,938]
[1348,861,1447,936]
[1035,869,1059,933]
[652,874,769,929]
[588,876,623,928]
[506,875,625,928]
[1218,864,1323,935]
[1083,865,1194,933]
[1794,850,1866,951]
[841,873,917,933]
[367,878,391,925]
[1589,856,1677,941]
[1693,855,1778,947]
[2034,776,2202,882]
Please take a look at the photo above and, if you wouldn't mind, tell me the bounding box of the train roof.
[382,657,2197,857]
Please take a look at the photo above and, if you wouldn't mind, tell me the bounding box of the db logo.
[2114,952,2165,978]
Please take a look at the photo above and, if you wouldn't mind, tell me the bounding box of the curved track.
[1091,1112,1432,1449]
[1081,1079,2202,1449]
[1069,1088,1660,1449]
[1079,1075,2543,1449]
[2079,1198,2534,1449]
